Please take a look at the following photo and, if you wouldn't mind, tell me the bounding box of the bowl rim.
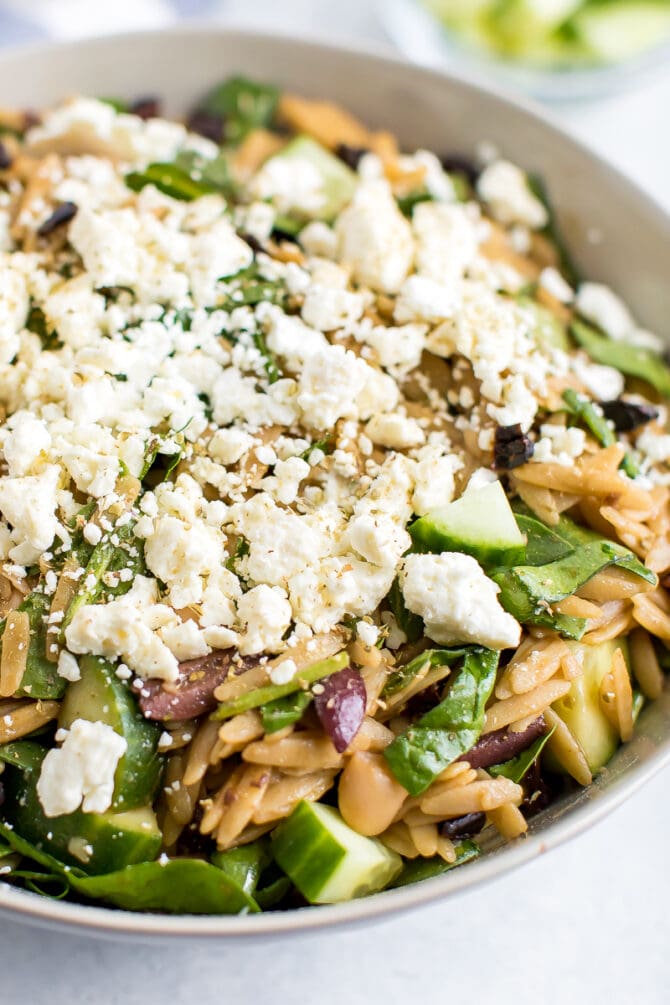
[0,22,669,940]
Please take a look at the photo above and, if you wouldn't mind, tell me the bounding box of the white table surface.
[0,4,669,1003]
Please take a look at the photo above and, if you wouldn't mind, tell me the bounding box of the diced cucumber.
[3,752,161,875]
[573,3,670,63]
[271,801,402,904]
[552,638,629,774]
[269,135,357,221]
[410,480,527,567]
[58,655,162,810]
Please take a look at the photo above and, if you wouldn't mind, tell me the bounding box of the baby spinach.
[0,589,66,700]
[196,76,280,144]
[571,320,670,399]
[382,647,475,700]
[385,577,423,645]
[384,649,499,797]
[389,839,480,888]
[493,539,656,627]
[126,150,235,203]
[527,173,581,288]
[260,689,313,734]
[562,389,639,477]
[489,726,555,783]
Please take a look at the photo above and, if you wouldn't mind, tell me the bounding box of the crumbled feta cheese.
[269,658,297,686]
[533,424,588,466]
[57,650,81,682]
[539,267,574,304]
[356,621,379,647]
[299,220,338,258]
[335,179,414,293]
[571,356,625,400]
[412,201,479,284]
[0,464,60,565]
[36,719,127,817]
[402,552,521,649]
[65,576,179,681]
[237,584,293,655]
[159,619,211,662]
[394,274,459,324]
[575,282,634,341]
[0,411,52,477]
[365,412,425,449]
[250,155,327,216]
[301,284,365,332]
[477,160,548,230]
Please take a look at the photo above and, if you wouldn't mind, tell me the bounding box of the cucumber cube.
[410,480,527,567]
[272,801,402,904]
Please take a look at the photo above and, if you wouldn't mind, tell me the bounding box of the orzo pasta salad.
[0,78,668,914]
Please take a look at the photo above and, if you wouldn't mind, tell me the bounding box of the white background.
[0,3,669,1002]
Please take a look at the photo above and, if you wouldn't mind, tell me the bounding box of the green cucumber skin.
[272,802,347,903]
[551,638,628,774]
[58,655,162,810]
[3,756,161,875]
[410,519,526,567]
[409,481,527,568]
[271,801,402,904]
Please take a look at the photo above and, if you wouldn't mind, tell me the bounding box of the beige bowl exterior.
[0,26,668,940]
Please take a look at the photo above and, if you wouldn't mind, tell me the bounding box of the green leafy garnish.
[562,388,639,477]
[125,150,235,202]
[527,173,580,288]
[384,649,499,797]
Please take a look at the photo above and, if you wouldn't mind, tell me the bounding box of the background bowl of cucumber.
[381,0,670,101]
[1,25,670,939]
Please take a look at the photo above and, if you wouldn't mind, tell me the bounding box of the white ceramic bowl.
[0,25,669,940]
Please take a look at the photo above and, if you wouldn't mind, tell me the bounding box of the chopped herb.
[489,726,555,783]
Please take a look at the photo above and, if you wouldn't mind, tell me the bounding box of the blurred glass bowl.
[379,0,670,102]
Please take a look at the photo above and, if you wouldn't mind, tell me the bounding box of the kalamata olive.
[138,650,254,721]
[494,423,534,470]
[129,96,161,119]
[441,812,486,839]
[37,201,78,237]
[440,155,479,185]
[0,141,12,170]
[599,399,659,432]
[335,143,369,170]
[314,666,367,753]
[462,717,546,770]
[187,110,225,144]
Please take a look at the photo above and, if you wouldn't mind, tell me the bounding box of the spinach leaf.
[385,577,423,645]
[60,519,141,639]
[211,839,271,895]
[0,819,260,914]
[492,538,656,627]
[198,76,280,143]
[382,647,474,700]
[125,151,235,203]
[389,839,480,888]
[384,649,499,797]
[0,589,67,700]
[214,651,349,721]
[74,860,260,915]
[562,389,639,477]
[260,689,313,734]
[512,509,574,566]
[571,320,670,399]
[0,741,45,772]
[396,191,433,217]
[489,726,555,783]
